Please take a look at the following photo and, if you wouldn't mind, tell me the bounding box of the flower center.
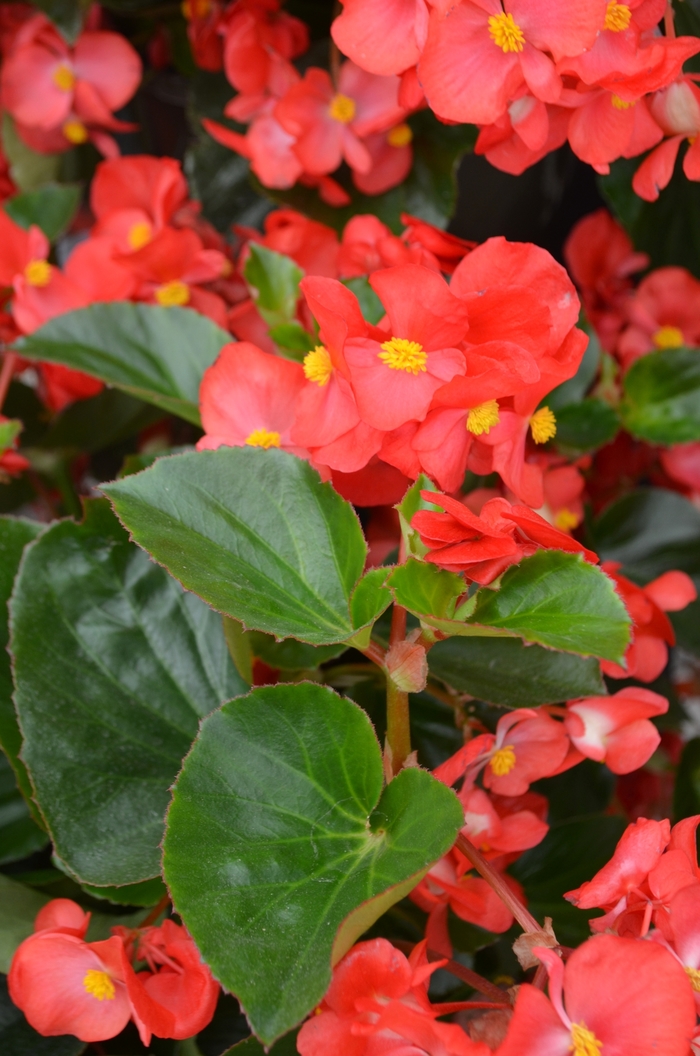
[611,94,635,110]
[53,63,75,91]
[488,12,525,53]
[387,123,413,148]
[570,1021,603,1056]
[83,969,115,1001]
[467,400,500,436]
[685,966,700,991]
[554,507,579,532]
[128,221,152,250]
[604,2,631,31]
[378,337,427,374]
[329,94,356,124]
[24,260,51,287]
[303,345,333,386]
[245,429,281,449]
[155,280,190,307]
[490,745,516,776]
[62,119,88,144]
[653,324,684,349]
[530,406,557,444]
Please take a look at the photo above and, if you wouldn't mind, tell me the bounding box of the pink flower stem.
[0,350,17,413]
[665,2,676,38]
[386,537,411,774]
[456,833,541,934]
[139,893,170,928]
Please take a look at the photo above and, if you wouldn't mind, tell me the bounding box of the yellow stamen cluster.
[387,123,413,148]
[488,12,525,53]
[378,337,427,374]
[24,260,51,287]
[245,429,281,449]
[489,744,516,777]
[155,280,190,307]
[329,94,356,124]
[83,969,116,1002]
[686,966,700,992]
[63,119,89,144]
[604,2,632,31]
[530,405,557,444]
[466,400,500,436]
[128,221,152,250]
[570,1022,603,1056]
[53,63,75,91]
[554,507,579,532]
[611,94,635,110]
[303,345,333,386]
[653,325,684,349]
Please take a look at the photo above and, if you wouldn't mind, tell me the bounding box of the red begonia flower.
[564,686,668,774]
[566,88,663,175]
[633,79,700,200]
[221,0,308,96]
[475,98,570,176]
[616,265,700,368]
[661,442,700,493]
[653,883,700,1010]
[182,0,225,71]
[352,127,414,196]
[255,208,340,277]
[460,786,549,861]
[90,155,190,250]
[482,708,570,796]
[331,0,429,77]
[495,935,696,1056]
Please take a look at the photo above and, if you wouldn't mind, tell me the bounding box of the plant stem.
[140,893,170,928]
[386,596,411,773]
[0,350,17,412]
[456,833,541,934]
[665,1,675,37]
[430,951,514,1003]
[362,640,387,667]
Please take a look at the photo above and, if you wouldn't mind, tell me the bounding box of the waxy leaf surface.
[163,683,463,1044]
[104,448,369,646]
[621,347,700,444]
[18,303,231,424]
[10,500,247,886]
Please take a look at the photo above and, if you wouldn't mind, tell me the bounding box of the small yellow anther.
[63,119,88,144]
[530,406,557,444]
[387,123,413,148]
[83,969,115,1002]
[604,2,632,31]
[653,325,684,349]
[490,745,516,777]
[245,429,281,449]
[128,221,152,250]
[378,337,427,375]
[488,11,525,53]
[570,1021,603,1056]
[155,280,190,307]
[554,507,579,532]
[24,260,51,287]
[466,400,500,436]
[329,94,356,124]
[303,345,333,386]
[686,966,700,992]
[53,63,75,91]
[611,94,635,110]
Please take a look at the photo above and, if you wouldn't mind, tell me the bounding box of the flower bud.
[385,641,428,693]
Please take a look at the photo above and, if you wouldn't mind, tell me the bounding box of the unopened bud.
[385,641,428,693]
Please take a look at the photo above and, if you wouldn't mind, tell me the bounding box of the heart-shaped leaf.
[621,347,700,444]
[9,500,247,886]
[163,682,463,1044]
[104,448,371,646]
[17,303,231,425]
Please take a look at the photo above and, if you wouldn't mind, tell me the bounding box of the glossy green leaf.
[592,487,700,581]
[428,637,605,707]
[80,876,168,907]
[267,322,315,356]
[2,115,60,193]
[620,348,700,444]
[554,399,619,454]
[0,517,44,809]
[163,683,463,1044]
[396,475,441,559]
[0,752,47,866]
[244,244,304,330]
[104,448,369,646]
[349,567,393,648]
[0,974,85,1056]
[674,738,700,822]
[388,559,465,621]
[510,815,626,946]
[223,1033,298,1056]
[10,499,248,886]
[35,389,162,456]
[18,303,231,425]
[245,631,347,671]
[5,184,81,242]
[466,551,631,661]
[341,277,384,325]
[0,874,49,973]
[547,324,601,410]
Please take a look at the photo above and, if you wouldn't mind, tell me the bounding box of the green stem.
[386,598,411,774]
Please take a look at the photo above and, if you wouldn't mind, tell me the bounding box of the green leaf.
[428,637,605,707]
[223,1033,299,1056]
[17,303,231,425]
[396,475,441,559]
[388,559,465,621]
[547,323,601,411]
[620,347,700,444]
[341,277,384,325]
[592,487,700,580]
[10,499,248,886]
[0,419,21,450]
[674,738,700,822]
[0,974,85,1056]
[0,874,50,973]
[104,448,369,646]
[5,184,81,242]
[246,631,347,672]
[466,551,631,662]
[163,683,463,1044]
[267,322,315,356]
[2,115,60,194]
[79,876,168,907]
[30,0,89,42]
[34,389,163,456]
[244,244,304,330]
[0,752,47,866]
[554,399,619,454]
[349,567,393,648]
[510,815,626,946]
[0,517,44,809]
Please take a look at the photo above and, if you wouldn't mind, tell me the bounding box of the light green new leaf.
[244,244,304,329]
[17,303,231,425]
[104,448,370,646]
[163,683,463,1044]
[9,500,247,886]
